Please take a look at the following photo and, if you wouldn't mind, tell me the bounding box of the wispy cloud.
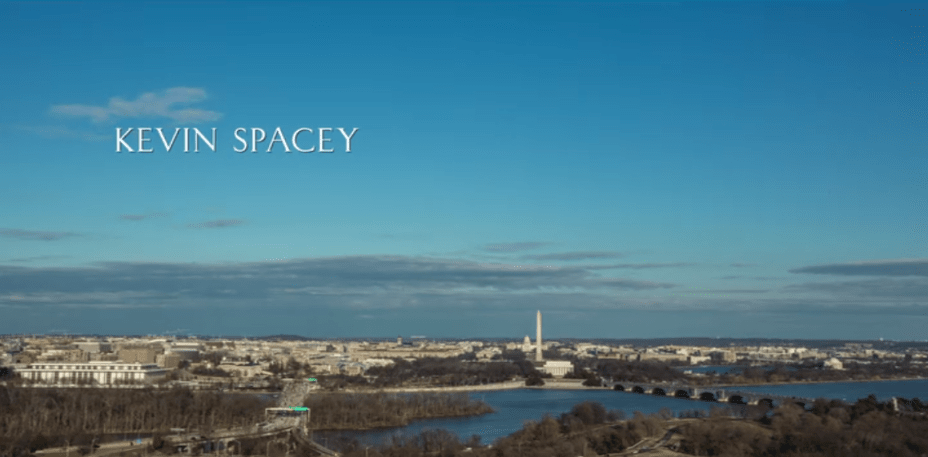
[789,259,928,277]
[0,228,79,241]
[719,275,783,281]
[596,278,676,290]
[5,255,70,263]
[0,256,925,322]
[120,212,169,221]
[483,242,550,253]
[187,219,246,229]
[0,256,662,309]
[785,278,928,298]
[584,262,695,270]
[50,87,222,124]
[730,262,756,268]
[673,288,770,295]
[522,251,625,261]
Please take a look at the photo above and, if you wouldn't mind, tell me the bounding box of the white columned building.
[18,361,168,386]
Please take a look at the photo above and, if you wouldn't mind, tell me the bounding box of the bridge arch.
[631,386,645,394]
[222,440,240,454]
[728,395,745,405]
[674,389,690,399]
[613,384,625,391]
[652,387,666,396]
[699,392,716,402]
[757,398,774,409]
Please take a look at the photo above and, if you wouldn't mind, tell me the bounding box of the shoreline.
[343,380,528,393]
[331,376,928,394]
[710,376,928,388]
[312,409,494,433]
[342,379,593,393]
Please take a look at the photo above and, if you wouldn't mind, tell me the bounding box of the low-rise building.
[710,350,737,363]
[638,352,688,363]
[118,345,164,364]
[18,361,168,386]
[75,341,114,354]
[824,358,844,370]
[157,352,184,369]
[687,355,711,365]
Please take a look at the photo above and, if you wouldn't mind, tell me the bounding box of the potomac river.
[313,378,928,448]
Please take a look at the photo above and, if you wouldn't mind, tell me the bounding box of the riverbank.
[311,408,494,432]
[341,378,598,393]
[305,390,495,431]
[709,376,928,388]
[308,375,928,394]
[343,380,527,393]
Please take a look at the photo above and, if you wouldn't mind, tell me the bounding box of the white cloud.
[50,87,222,123]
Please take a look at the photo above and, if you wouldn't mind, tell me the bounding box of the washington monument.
[536,310,543,362]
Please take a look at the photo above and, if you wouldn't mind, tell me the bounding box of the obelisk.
[536,310,543,362]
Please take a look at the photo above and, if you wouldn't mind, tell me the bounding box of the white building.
[539,360,574,377]
[18,361,168,386]
[75,341,114,353]
[824,358,844,370]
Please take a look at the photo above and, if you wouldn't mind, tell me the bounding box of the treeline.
[267,357,314,379]
[190,366,232,377]
[0,387,269,457]
[303,392,493,430]
[577,357,928,387]
[354,356,540,388]
[706,360,928,385]
[292,357,539,391]
[576,358,690,384]
[678,395,928,457]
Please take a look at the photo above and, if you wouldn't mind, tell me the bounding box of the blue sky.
[1,2,925,339]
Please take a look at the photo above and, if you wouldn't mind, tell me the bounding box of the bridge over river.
[165,381,340,456]
[610,381,816,408]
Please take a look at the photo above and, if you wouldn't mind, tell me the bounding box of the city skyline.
[1,2,925,339]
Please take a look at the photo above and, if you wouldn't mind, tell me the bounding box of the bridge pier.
[610,382,817,410]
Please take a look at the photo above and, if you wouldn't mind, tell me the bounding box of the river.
[314,388,732,448]
[312,378,928,449]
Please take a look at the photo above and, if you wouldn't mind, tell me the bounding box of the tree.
[525,374,545,386]
[581,372,601,387]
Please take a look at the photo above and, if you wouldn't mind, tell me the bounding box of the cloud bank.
[789,259,928,277]
[483,242,550,253]
[522,251,625,261]
[120,212,169,221]
[2,255,927,338]
[0,256,673,310]
[187,219,246,229]
[0,228,79,241]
